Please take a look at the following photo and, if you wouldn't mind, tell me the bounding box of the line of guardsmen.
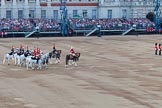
[155,43,162,55]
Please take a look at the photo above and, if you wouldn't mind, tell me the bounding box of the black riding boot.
[36,58,39,64]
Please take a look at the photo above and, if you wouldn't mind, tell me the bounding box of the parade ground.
[0,35,162,108]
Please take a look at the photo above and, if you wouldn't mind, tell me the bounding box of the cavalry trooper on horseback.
[24,46,31,57]
[53,44,57,54]
[9,45,14,55]
[65,46,80,67]
[52,44,59,58]
[17,45,24,56]
[32,47,41,64]
[70,46,76,62]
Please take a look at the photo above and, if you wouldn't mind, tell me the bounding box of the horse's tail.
[66,55,69,65]
[76,53,80,61]
[2,55,6,64]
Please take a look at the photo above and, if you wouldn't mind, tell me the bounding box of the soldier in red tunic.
[33,47,37,58]
[70,46,75,55]
[70,46,76,61]
[36,47,41,58]
[36,47,41,64]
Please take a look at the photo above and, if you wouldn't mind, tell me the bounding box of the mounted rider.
[9,45,14,55]
[70,46,75,55]
[17,45,24,56]
[26,46,30,54]
[70,46,76,61]
[24,46,31,56]
[53,44,57,54]
[32,47,41,64]
[20,45,24,55]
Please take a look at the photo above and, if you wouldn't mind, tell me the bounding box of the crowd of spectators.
[69,18,155,30]
[0,18,155,32]
[0,18,60,32]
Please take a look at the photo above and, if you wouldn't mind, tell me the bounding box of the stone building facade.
[0,0,159,19]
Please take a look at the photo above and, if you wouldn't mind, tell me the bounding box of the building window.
[29,0,35,2]
[53,10,58,21]
[82,10,87,17]
[51,0,58,2]
[40,0,47,2]
[73,10,78,17]
[18,10,23,18]
[137,9,143,18]
[29,10,35,18]
[122,9,127,18]
[6,10,12,19]
[92,9,96,19]
[41,10,46,18]
[107,10,112,18]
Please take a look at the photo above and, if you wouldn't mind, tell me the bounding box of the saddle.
[31,57,40,60]
[8,52,13,55]
[17,52,22,56]
[69,54,74,59]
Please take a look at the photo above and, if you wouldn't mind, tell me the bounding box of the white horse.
[18,54,28,66]
[26,56,42,70]
[2,53,14,65]
[13,48,21,66]
[13,53,20,65]
[41,53,50,69]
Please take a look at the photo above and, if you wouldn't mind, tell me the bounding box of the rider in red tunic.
[70,46,75,55]
[36,47,41,58]
[70,46,76,61]
[36,48,41,64]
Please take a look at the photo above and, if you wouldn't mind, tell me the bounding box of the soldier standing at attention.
[155,43,158,55]
[159,44,161,55]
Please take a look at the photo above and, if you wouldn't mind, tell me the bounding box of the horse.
[13,53,18,65]
[26,56,42,70]
[18,51,32,67]
[49,50,61,64]
[65,52,80,67]
[40,52,50,69]
[2,53,15,65]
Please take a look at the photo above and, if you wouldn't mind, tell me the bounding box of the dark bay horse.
[49,50,61,64]
[65,52,80,66]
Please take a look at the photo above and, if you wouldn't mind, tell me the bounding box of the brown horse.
[49,50,61,64]
[65,52,80,66]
